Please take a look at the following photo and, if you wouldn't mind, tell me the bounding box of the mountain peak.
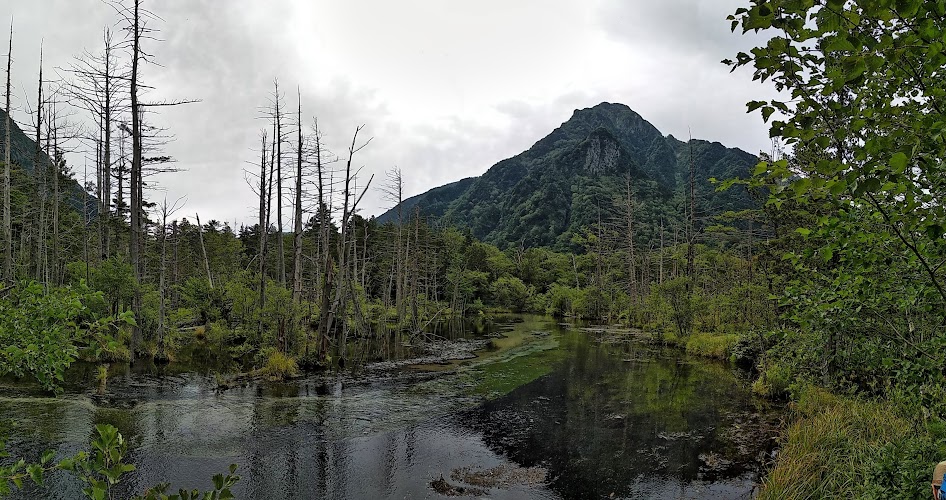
[378,104,757,249]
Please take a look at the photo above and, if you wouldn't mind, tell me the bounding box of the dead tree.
[322,126,373,358]
[112,0,196,356]
[64,28,128,261]
[380,167,405,323]
[257,130,268,337]
[292,89,304,303]
[2,20,11,280]
[268,80,286,286]
[157,197,183,359]
[33,46,47,283]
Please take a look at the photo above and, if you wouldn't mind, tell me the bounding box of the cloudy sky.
[6,0,777,226]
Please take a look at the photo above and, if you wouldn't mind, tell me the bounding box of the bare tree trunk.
[116,127,126,245]
[384,168,405,323]
[51,103,60,285]
[292,89,303,303]
[314,119,333,357]
[274,81,285,286]
[158,202,168,358]
[34,47,45,284]
[326,126,373,358]
[2,21,12,281]
[83,162,90,284]
[257,131,268,337]
[129,0,143,357]
[171,221,178,311]
[101,32,113,259]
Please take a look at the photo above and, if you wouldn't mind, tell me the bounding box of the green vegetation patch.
[684,333,739,360]
[461,329,565,399]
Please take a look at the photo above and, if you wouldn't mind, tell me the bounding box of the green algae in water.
[464,333,565,398]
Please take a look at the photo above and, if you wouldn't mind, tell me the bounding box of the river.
[0,315,776,499]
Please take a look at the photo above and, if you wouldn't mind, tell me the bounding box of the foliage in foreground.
[0,424,239,500]
[0,281,134,393]
[727,0,946,497]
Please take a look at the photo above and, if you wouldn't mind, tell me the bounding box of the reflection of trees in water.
[466,329,757,499]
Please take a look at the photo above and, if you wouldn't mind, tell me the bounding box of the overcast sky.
[6,0,777,226]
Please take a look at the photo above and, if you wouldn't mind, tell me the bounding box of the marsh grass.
[262,350,299,380]
[684,333,739,359]
[759,387,943,500]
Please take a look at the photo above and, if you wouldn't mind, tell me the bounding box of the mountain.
[0,108,94,214]
[377,103,758,250]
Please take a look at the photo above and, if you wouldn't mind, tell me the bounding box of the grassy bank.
[759,386,945,499]
[650,325,946,499]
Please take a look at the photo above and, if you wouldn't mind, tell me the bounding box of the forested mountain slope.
[379,102,758,250]
[0,108,93,213]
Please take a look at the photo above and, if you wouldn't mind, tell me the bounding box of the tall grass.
[262,350,299,380]
[759,387,941,499]
[683,333,739,359]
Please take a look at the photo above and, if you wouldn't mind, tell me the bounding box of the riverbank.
[0,315,778,499]
[756,386,943,499]
[648,325,945,499]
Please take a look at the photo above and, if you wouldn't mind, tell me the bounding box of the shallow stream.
[0,316,777,499]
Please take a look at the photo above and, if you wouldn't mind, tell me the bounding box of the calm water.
[0,316,775,499]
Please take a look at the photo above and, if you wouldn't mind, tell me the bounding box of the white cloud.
[6,0,780,225]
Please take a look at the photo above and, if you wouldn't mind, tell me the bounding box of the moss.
[461,319,565,398]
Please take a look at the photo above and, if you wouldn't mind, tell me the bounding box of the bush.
[261,349,299,380]
[0,281,132,392]
[546,284,578,318]
[751,360,794,399]
[729,329,770,369]
[490,276,530,312]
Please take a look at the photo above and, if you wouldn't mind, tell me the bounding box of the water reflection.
[465,327,769,499]
[0,316,773,499]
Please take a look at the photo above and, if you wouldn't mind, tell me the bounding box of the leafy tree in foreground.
[727,0,946,302]
[728,0,946,392]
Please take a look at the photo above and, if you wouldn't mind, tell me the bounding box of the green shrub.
[546,284,578,318]
[751,360,794,398]
[260,349,299,380]
[0,281,133,393]
[490,276,530,312]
